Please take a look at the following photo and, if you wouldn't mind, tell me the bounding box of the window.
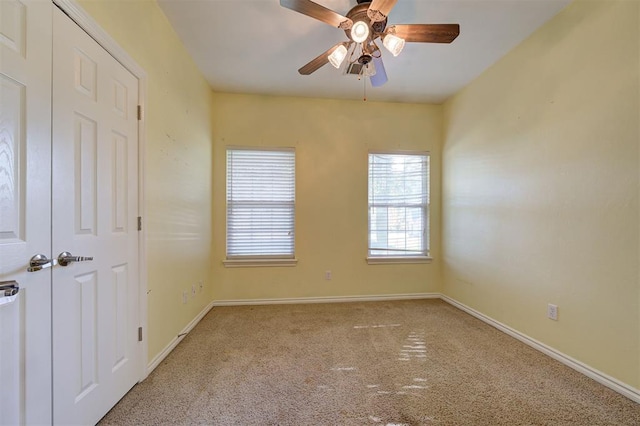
[225,148,296,266]
[368,152,430,262]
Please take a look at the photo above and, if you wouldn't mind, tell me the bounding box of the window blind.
[368,152,429,257]
[226,148,295,258]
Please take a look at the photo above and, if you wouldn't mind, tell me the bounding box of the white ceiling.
[157,0,571,104]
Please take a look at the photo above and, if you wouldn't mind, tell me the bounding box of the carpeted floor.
[99,299,640,425]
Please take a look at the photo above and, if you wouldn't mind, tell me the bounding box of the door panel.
[52,7,140,425]
[0,1,52,424]
[0,294,24,426]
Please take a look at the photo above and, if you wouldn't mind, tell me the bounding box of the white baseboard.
[146,300,215,375]
[211,293,440,307]
[440,294,640,404]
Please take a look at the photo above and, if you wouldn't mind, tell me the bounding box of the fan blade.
[280,0,353,29]
[298,42,347,75]
[370,57,388,87]
[388,24,460,43]
[367,0,398,23]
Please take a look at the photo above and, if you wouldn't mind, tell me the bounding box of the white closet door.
[0,1,53,424]
[51,7,141,425]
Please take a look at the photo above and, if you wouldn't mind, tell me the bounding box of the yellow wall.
[211,94,442,300]
[78,0,214,362]
[442,0,639,388]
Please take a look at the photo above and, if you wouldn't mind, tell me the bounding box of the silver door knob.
[27,254,58,272]
[57,252,94,267]
[0,281,19,297]
[0,281,19,306]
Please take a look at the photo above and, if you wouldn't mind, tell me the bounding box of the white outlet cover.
[547,304,558,320]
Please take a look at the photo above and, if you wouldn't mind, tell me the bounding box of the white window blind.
[368,152,429,257]
[226,148,295,258]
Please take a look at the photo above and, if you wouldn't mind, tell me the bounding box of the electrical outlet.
[547,304,558,321]
[191,283,196,297]
[182,291,188,304]
[325,270,332,280]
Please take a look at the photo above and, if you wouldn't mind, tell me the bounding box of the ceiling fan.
[280,0,460,87]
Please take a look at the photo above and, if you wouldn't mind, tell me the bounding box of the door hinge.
[137,105,142,121]
[137,216,142,231]
[138,327,143,342]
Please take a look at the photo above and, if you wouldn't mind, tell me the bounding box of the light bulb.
[328,45,348,68]
[383,34,405,57]
[351,21,370,43]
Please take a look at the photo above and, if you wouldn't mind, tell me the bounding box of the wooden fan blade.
[367,0,398,22]
[388,24,460,43]
[298,43,347,75]
[280,0,353,29]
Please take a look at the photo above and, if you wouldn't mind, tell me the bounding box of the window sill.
[366,256,432,265]
[223,258,298,268]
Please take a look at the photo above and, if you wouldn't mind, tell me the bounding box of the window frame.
[367,150,432,265]
[223,146,297,268]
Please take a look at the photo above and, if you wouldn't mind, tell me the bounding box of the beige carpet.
[99,299,640,425]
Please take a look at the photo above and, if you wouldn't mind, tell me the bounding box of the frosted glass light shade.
[363,62,376,77]
[351,21,370,43]
[383,34,405,56]
[328,45,348,68]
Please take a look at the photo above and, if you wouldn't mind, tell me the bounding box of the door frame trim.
[53,0,149,381]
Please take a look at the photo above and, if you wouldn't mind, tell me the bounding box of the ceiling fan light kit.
[280,0,460,88]
[328,44,348,68]
[383,33,405,57]
[362,62,376,77]
[350,20,370,43]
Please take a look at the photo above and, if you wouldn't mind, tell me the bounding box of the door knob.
[0,281,19,307]
[1,281,19,297]
[57,252,94,266]
[27,254,57,272]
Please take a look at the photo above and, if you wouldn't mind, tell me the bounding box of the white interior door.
[0,1,53,424]
[51,7,141,425]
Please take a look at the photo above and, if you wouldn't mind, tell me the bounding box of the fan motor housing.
[344,2,387,41]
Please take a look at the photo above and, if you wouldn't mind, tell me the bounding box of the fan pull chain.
[363,76,367,101]
[362,70,367,101]
[356,65,367,101]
